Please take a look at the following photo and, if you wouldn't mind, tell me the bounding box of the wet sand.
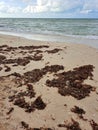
[0,34,98,130]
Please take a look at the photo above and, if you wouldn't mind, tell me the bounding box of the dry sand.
[0,34,98,130]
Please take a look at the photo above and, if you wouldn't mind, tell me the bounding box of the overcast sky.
[0,0,98,18]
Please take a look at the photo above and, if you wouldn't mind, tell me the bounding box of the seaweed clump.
[90,120,98,130]
[23,65,64,83]
[58,119,82,130]
[2,57,30,66]
[46,48,62,54]
[9,94,46,113]
[46,65,95,100]
[21,121,53,130]
[0,67,2,71]
[4,65,11,72]
[6,107,14,115]
[0,44,49,66]
[71,106,85,118]
[0,55,6,62]
[33,96,46,110]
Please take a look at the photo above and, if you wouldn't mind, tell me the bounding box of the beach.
[0,34,98,130]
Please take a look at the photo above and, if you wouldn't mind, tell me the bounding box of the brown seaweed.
[0,44,49,66]
[2,57,30,66]
[21,121,53,130]
[58,119,81,130]
[18,45,49,50]
[0,55,6,62]
[21,121,29,129]
[46,65,95,100]
[23,65,64,83]
[46,48,62,54]
[0,66,2,71]
[6,107,14,115]
[9,94,46,113]
[33,96,46,110]
[71,106,85,118]
[26,84,36,98]
[4,65,11,72]
[90,120,98,130]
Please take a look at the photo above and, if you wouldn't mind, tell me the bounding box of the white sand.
[0,34,98,130]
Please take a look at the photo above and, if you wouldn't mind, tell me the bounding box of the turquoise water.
[0,18,98,38]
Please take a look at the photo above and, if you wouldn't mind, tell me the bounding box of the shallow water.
[0,18,98,49]
[0,18,98,38]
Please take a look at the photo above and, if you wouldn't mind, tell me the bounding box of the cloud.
[0,0,98,18]
[7,7,22,13]
[0,2,8,13]
[23,0,82,13]
[0,1,22,14]
[80,0,98,14]
[80,10,92,14]
[22,0,98,16]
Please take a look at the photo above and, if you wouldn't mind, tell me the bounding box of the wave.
[0,31,98,49]
[0,18,98,39]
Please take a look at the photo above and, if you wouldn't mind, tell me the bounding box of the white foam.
[0,31,98,49]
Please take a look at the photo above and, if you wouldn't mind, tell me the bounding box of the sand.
[0,34,98,130]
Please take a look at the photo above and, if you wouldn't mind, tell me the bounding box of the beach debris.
[90,120,98,130]
[0,44,50,67]
[0,45,8,49]
[24,69,45,83]
[10,72,22,77]
[0,55,6,62]
[64,104,67,107]
[18,45,49,50]
[35,50,43,54]
[14,97,30,109]
[71,106,85,118]
[58,119,82,130]
[21,121,29,129]
[33,96,46,110]
[28,128,53,130]
[0,66,2,71]
[6,107,14,115]
[14,84,36,98]
[9,92,46,112]
[25,96,46,112]
[6,65,64,113]
[0,45,64,73]
[4,65,11,72]
[17,58,30,66]
[3,46,17,52]
[1,53,41,66]
[0,44,48,53]
[26,84,36,98]
[13,97,35,113]
[0,45,15,54]
[46,65,95,100]
[21,121,53,130]
[43,65,64,73]
[2,57,30,66]
[32,53,43,61]
[23,65,64,83]
[8,95,16,102]
[46,48,62,54]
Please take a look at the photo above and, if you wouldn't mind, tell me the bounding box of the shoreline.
[0,31,98,49]
[0,34,98,130]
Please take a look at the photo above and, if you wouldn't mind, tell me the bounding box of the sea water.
[0,18,98,48]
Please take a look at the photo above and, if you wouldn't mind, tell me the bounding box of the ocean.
[0,18,98,48]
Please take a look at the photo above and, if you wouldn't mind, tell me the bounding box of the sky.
[0,0,98,18]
